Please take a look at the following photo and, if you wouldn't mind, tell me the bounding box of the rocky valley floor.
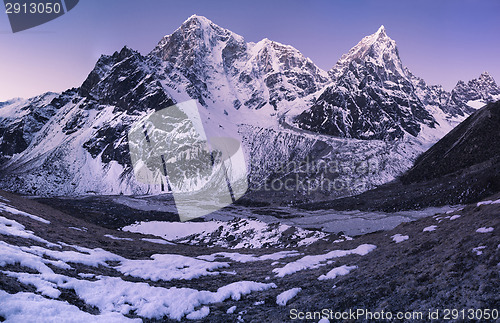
[0,189,498,322]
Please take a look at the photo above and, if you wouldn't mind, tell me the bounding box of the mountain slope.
[301,101,500,211]
[1,189,498,321]
[150,14,330,113]
[293,27,500,141]
[294,26,436,140]
[401,100,500,184]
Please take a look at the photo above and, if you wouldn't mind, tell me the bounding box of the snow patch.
[472,246,486,256]
[466,99,486,109]
[477,199,500,206]
[391,234,409,243]
[276,287,302,306]
[476,227,494,233]
[272,244,376,277]
[186,306,210,320]
[197,251,301,263]
[141,238,176,245]
[123,218,326,249]
[317,265,358,281]
[0,290,139,322]
[104,234,133,241]
[0,202,50,224]
[117,254,230,281]
[0,216,57,247]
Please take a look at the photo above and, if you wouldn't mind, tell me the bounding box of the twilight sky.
[1,0,499,101]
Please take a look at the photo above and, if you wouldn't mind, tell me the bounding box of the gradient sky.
[1,0,499,101]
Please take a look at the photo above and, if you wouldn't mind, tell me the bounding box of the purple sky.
[1,0,499,101]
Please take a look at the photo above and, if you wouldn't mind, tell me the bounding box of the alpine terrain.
[0,15,499,322]
[0,15,499,201]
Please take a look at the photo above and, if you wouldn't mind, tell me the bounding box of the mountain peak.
[479,71,495,82]
[151,14,244,62]
[365,24,391,45]
[376,25,386,36]
[330,25,402,79]
[182,14,214,27]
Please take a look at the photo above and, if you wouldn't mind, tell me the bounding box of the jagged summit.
[183,14,212,24]
[151,14,243,61]
[448,71,500,110]
[477,71,498,84]
[377,25,386,34]
[176,14,223,35]
[330,25,402,80]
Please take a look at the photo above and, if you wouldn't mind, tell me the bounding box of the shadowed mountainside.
[300,101,500,211]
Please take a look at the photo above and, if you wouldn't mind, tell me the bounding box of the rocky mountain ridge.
[0,15,499,198]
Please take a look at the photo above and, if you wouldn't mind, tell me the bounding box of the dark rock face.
[294,27,500,140]
[0,121,28,164]
[300,101,500,211]
[401,100,500,184]
[447,72,500,113]
[294,26,436,140]
[150,15,330,110]
[294,82,434,140]
[80,47,175,113]
[0,92,66,163]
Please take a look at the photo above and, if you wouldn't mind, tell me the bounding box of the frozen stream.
[113,195,462,236]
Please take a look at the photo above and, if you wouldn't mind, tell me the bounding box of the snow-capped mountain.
[150,15,330,112]
[0,16,498,198]
[294,26,437,140]
[449,72,500,110]
[292,26,499,141]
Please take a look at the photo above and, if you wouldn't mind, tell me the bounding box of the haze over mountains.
[0,15,499,199]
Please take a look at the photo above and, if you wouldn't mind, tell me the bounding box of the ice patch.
[122,220,222,241]
[449,215,461,220]
[476,227,494,233]
[276,287,302,306]
[227,305,237,314]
